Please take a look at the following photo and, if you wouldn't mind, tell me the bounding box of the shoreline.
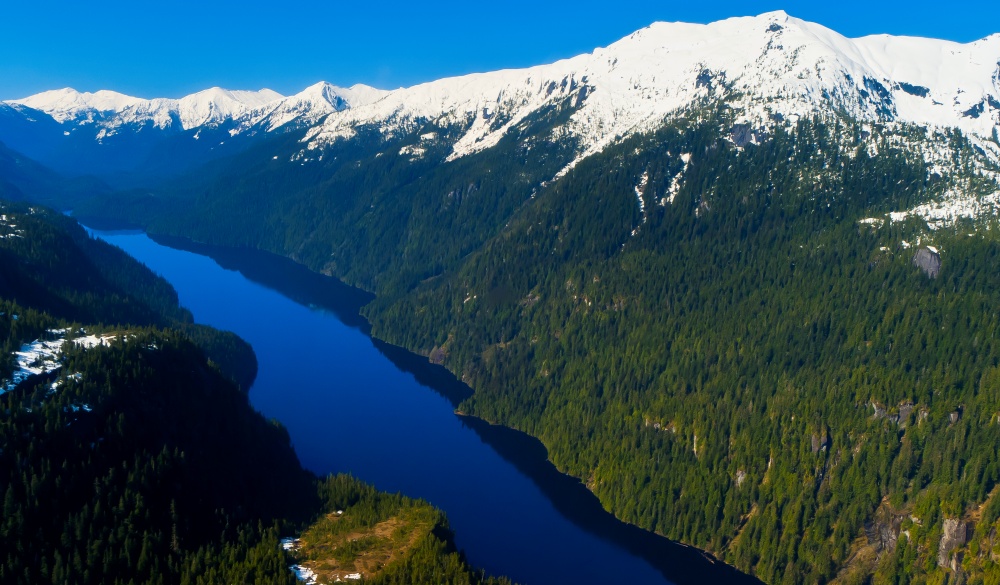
[89,225,761,585]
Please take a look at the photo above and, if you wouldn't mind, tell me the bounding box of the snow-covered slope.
[3,12,998,183]
[106,87,284,132]
[301,11,1000,167]
[237,82,391,133]
[7,87,286,132]
[4,82,392,139]
[10,88,144,123]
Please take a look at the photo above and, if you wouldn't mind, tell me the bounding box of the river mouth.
[90,227,760,585]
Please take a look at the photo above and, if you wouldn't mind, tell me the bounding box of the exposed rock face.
[811,431,829,453]
[897,403,914,428]
[913,247,942,278]
[730,123,763,147]
[866,503,905,553]
[938,517,968,568]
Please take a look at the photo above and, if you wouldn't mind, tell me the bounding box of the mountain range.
[4,12,999,177]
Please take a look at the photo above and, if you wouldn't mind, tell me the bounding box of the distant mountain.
[0,83,385,184]
[0,140,109,207]
[8,86,281,128]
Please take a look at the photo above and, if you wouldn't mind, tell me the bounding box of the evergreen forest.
[67,105,1000,582]
[0,200,511,584]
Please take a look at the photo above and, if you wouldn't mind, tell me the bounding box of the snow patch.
[2,339,65,393]
[663,153,692,205]
[1,330,131,394]
[289,565,318,585]
[634,171,648,225]
[399,144,427,158]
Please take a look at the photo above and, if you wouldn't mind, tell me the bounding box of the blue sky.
[1,1,997,100]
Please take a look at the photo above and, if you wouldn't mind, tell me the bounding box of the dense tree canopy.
[61,103,1000,581]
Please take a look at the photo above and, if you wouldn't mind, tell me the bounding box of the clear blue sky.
[1,1,997,100]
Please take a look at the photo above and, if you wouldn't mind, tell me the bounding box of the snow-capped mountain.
[1,11,998,195]
[101,87,284,134]
[9,88,145,123]
[4,82,389,136]
[302,11,1000,168]
[8,12,998,165]
[0,82,387,182]
[237,82,391,134]
[9,86,284,133]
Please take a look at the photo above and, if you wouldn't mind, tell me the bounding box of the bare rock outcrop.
[938,517,968,568]
[913,247,942,278]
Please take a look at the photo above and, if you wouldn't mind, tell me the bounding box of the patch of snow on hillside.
[1,331,130,394]
[663,153,692,205]
[0,213,24,239]
[891,189,1000,229]
[72,334,120,349]
[2,338,65,394]
[289,565,318,584]
[399,144,426,158]
[634,171,648,223]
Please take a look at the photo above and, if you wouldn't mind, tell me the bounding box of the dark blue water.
[90,229,758,585]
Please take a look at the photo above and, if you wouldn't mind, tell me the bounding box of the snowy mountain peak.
[5,86,286,131]
[295,82,389,110]
[235,82,391,133]
[2,12,998,177]
[9,88,143,123]
[180,87,284,110]
[168,87,285,128]
[300,11,998,168]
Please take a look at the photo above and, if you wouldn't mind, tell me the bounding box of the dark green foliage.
[73,93,583,296]
[0,201,256,388]
[0,321,316,585]
[65,104,1000,582]
[368,118,1000,582]
[0,202,510,584]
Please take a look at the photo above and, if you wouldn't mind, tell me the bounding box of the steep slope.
[366,115,1000,583]
[0,141,110,207]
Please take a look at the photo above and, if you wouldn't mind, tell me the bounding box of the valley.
[3,10,1000,583]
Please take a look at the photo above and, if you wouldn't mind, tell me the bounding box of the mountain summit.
[300,11,999,166]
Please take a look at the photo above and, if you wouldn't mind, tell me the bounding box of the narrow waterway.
[91,229,758,585]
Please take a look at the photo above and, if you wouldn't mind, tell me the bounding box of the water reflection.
[101,230,759,585]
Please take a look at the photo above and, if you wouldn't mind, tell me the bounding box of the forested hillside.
[368,117,1000,582]
[63,106,1000,582]
[0,200,256,389]
[0,200,513,585]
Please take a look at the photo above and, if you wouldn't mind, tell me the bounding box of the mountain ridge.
[7,11,998,162]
